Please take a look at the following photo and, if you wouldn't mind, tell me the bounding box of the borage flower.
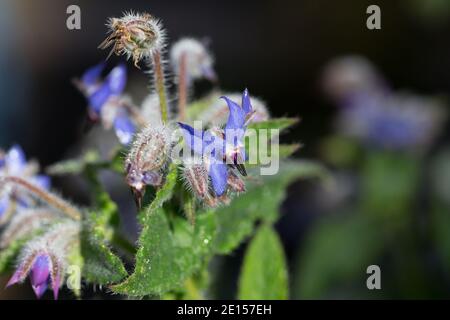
[6,221,80,299]
[0,145,50,224]
[178,89,253,203]
[75,63,137,145]
[198,92,269,128]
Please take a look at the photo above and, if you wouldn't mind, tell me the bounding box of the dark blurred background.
[2,0,449,163]
[0,0,450,299]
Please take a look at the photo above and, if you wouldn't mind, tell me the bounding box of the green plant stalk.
[152,50,169,123]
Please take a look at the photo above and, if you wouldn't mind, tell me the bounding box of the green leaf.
[111,164,217,296]
[238,225,288,299]
[80,217,128,285]
[112,210,216,297]
[214,160,328,254]
[246,143,301,168]
[247,117,299,132]
[0,239,27,273]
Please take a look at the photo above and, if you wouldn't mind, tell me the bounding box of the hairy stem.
[177,53,187,121]
[152,50,169,123]
[1,176,82,221]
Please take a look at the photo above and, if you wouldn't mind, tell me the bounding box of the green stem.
[152,50,169,123]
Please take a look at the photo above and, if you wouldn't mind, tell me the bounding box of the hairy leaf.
[81,213,128,285]
[214,160,328,254]
[112,210,216,296]
[112,164,217,296]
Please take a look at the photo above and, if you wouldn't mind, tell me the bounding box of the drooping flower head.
[125,124,172,207]
[178,89,253,200]
[170,38,216,83]
[6,221,80,299]
[99,12,165,66]
[76,63,136,145]
[0,145,50,224]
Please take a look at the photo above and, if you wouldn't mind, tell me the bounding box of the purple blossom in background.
[336,91,445,151]
[323,56,446,152]
[77,63,136,145]
[0,145,50,220]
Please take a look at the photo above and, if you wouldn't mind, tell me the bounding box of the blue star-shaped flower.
[178,89,253,196]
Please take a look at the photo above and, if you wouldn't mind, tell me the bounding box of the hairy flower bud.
[125,125,172,207]
[227,171,246,193]
[99,12,165,66]
[170,38,216,82]
[182,157,210,200]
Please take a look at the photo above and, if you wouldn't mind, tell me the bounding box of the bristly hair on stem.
[0,176,82,221]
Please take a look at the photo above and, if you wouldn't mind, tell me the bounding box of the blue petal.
[209,162,228,196]
[222,96,246,131]
[0,152,5,168]
[178,122,209,155]
[6,145,26,175]
[106,64,127,95]
[81,63,105,87]
[34,175,51,190]
[114,113,136,145]
[241,88,252,114]
[0,195,10,218]
[32,281,48,299]
[31,255,51,287]
[89,83,111,114]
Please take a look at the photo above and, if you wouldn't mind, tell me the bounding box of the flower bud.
[227,171,246,193]
[170,38,216,82]
[125,125,172,206]
[99,12,165,66]
[182,158,210,201]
